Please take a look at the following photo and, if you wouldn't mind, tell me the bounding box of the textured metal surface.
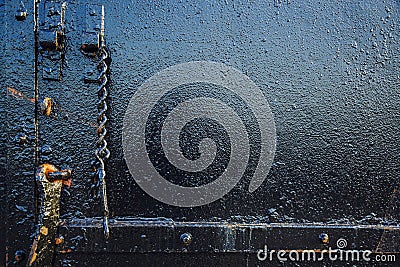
[56,218,397,253]
[0,0,7,264]
[39,1,66,81]
[103,0,400,222]
[2,0,400,266]
[54,218,399,266]
[2,0,35,265]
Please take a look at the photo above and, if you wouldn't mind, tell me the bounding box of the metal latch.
[39,1,66,81]
[27,164,72,267]
[81,4,105,83]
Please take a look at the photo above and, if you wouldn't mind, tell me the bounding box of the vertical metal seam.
[33,0,39,225]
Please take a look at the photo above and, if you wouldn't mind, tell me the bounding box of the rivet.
[41,144,53,156]
[319,233,329,244]
[180,233,193,246]
[15,2,27,21]
[15,10,27,21]
[15,250,27,263]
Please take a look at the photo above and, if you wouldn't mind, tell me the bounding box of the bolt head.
[319,233,329,244]
[41,144,53,156]
[14,250,27,262]
[15,11,27,21]
[180,233,193,246]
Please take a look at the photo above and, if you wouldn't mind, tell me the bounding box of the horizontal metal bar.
[65,217,400,230]
[56,218,400,254]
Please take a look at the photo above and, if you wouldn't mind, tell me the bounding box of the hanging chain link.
[90,39,111,239]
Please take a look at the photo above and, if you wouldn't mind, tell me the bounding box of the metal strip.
[55,218,400,254]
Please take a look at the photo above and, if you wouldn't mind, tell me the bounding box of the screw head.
[319,233,329,244]
[41,144,53,156]
[15,250,27,263]
[180,233,193,246]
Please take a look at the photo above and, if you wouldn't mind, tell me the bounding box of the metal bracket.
[27,164,72,267]
[81,4,104,55]
[81,4,105,83]
[39,1,66,81]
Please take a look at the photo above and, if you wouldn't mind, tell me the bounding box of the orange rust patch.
[41,97,53,116]
[41,164,59,175]
[29,252,37,266]
[55,237,64,245]
[40,226,48,236]
[60,249,72,254]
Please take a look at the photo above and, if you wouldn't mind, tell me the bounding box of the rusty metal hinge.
[27,164,72,267]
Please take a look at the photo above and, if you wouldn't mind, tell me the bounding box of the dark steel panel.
[2,0,35,265]
[54,253,330,267]
[2,0,400,265]
[56,218,395,253]
[37,1,100,221]
[101,0,400,221]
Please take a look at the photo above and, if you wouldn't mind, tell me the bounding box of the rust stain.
[60,249,72,254]
[55,237,64,245]
[40,226,49,236]
[41,163,59,175]
[27,239,38,267]
[29,252,37,266]
[40,163,72,186]
[5,86,97,128]
[5,86,35,103]
[41,97,53,116]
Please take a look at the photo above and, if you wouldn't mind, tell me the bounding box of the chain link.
[90,43,110,239]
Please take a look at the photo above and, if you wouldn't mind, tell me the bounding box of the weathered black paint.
[105,0,400,222]
[2,0,400,266]
[2,0,36,265]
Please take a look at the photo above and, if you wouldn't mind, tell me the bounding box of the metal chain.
[91,42,110,239]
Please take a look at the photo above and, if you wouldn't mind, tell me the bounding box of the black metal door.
[2,0,400,266]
